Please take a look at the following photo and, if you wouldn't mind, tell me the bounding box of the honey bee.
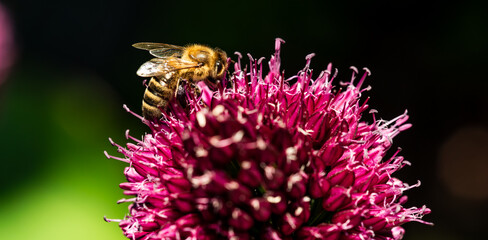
[133,42,228,120]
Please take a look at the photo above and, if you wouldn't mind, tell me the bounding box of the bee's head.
[205,48,228,87]
[213,48,228,78]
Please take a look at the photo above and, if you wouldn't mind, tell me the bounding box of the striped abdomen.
[142,77,175,120]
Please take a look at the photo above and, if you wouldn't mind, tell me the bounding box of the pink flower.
[105,39,431,239]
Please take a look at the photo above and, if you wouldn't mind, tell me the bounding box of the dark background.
[0,0,487,239]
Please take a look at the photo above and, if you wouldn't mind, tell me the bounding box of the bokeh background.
[1,0,487,239]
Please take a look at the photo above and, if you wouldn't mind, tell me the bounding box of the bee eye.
[215,61,223,74]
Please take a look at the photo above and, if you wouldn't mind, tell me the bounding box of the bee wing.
[136,60,167,77]
[133,42,185,58]
[136,58,201,77]
[132,42,184,50]
[149,48,183,58]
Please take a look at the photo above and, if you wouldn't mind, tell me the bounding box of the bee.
[133,42,228,120]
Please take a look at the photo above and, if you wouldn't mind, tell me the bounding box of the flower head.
[105,39,431,240]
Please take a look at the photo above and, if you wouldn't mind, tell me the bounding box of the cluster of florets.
[105,39,431,240]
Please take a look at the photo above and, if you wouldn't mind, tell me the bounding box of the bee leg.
[176,79,189,109]
[174,77,181,98]
[192,83,201,96]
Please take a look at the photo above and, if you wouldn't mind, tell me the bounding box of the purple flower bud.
[176,213,201,228]
[331,208,362,228]
[228,208,254,231]
[260,227,283,240]
[263,165,285,190]
[363,217,387,232]
[208,144,236,165]
[249,198,272,222]
[294,197,311,224]
[322,186,350,211]
[124,167,145,182]
[265,191,287,215]
[352,168,377,192]
[280,212,303,236]
[237,161,263,188]
[227,181,252,204]
[146,195,167,209]
[286,171,308,199]
[211,197,232,217]
[327,167,355,188]
[166,177,191,193]
[227,230,250,240]
[155,208,180,222]
[204,171,230,195]
[298,224,341,240]
[315,144,344,167]
[173,192,195,212]
[309,174,324,199]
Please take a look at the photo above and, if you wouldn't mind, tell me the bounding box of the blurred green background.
[0,0,487,239]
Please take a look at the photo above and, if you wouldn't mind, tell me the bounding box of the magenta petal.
[327,168,355,188]
[146,195,167,209]
[285,171,308,199]
[250,198,272,222]
[317,144,344,167]
[322,186,350,211]
[280,212,303,236]
[176,213,201,228]
[263,165,285,190]
[310,224,342,240]
[166,177,191,193]
[294,197,311,223]
[261,227,283,240]
[297,227,320,240]
[391,226,405,240]
[363,217,387,232]
[238,161,263,188]
[227,231,250,240]
[265,191,287,215]
[309,174,326,198]
[331,209,362,228]
[228,208,254,230]
[198,81,214,107]
[173,192,195,212]
[208,145,235,165]
[139,220,159,232]
[124,167,145,182]
[155,208,180,221]
[227,182,252,204]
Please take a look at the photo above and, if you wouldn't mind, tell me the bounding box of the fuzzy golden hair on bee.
[132,42,229,120]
